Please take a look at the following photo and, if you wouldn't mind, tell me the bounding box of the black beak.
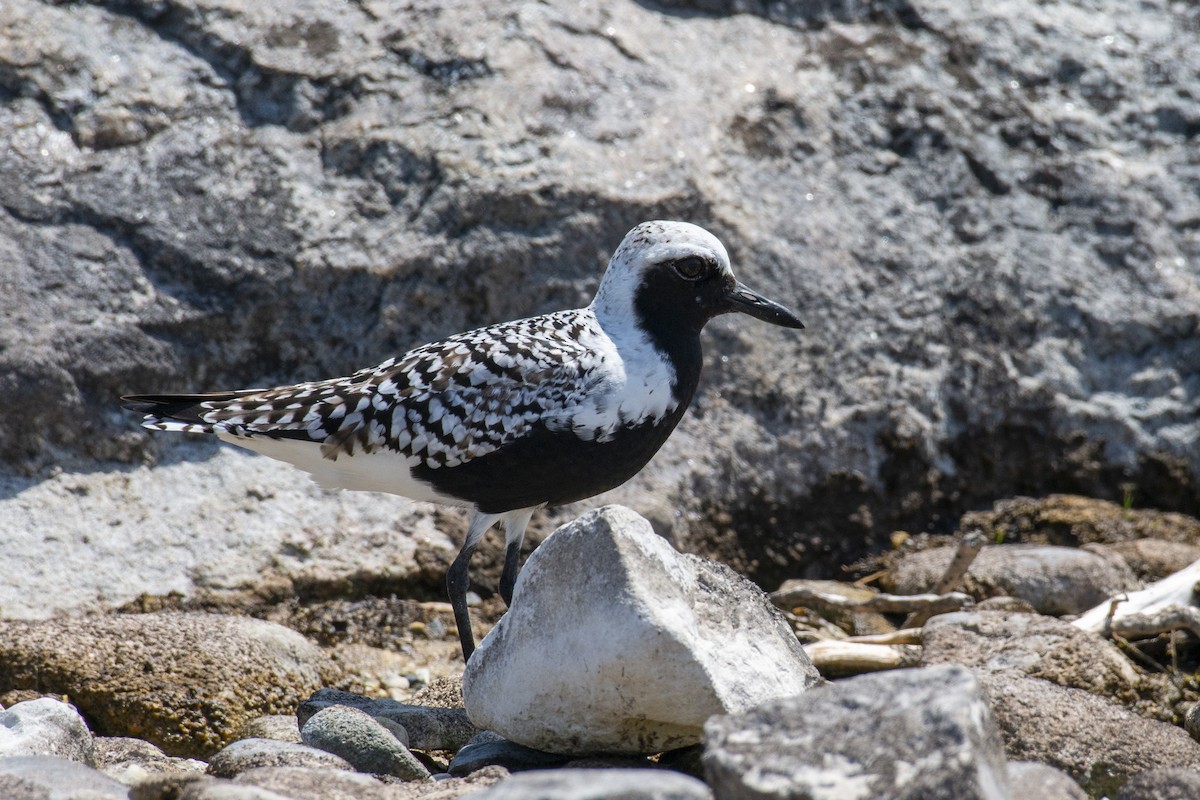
[724,281,804,329]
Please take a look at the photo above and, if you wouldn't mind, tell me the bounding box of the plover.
[124,221,804,660]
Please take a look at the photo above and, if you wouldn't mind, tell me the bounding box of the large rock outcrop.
[1,0,1196,610]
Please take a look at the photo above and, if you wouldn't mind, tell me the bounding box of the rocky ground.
[2,0,1199,798]
[4,500,1200,799]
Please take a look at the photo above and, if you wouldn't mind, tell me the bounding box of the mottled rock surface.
[979,670,1200,797]
[920,611,1142,701]
[703,665,1009,800]
[0,613,336,758]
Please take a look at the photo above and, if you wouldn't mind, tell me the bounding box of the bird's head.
[591,220,804,336]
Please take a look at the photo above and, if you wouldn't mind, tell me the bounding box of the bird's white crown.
[589,220,733,327]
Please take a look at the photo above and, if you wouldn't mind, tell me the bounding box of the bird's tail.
[121,391,261,433]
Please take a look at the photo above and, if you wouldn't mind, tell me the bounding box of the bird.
[123,220,804,661]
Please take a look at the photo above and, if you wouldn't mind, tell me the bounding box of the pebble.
[448,731,569,777]
[1007,761,1088,800]
[297,688,477,752]
[0,755,130,799]
[467,768,712,800]
[206,738,354,777]
[0,697,95,764]
[94,735,207,783]
[1114,767,1200,800]
[233,766,399,800]
[299,705,430,781]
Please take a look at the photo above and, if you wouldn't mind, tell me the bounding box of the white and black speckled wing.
[125,309,615,471]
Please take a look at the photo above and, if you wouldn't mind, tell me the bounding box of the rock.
[237,716,303,745]
[464,506,820,754]
[130,773,214,800]
[771,578,895,635]
[704,665,1009,800]
[1114,768,1200,800]
[299,705,430,781]
[978,670,1200,797]
[920,611,1142,700]
[883,544,1138,615]
[0,755,130,799]
[0,443,458,621]
[1087,539,1200,581]
[173,765,509,800]
[1186,702,1200,742]
[466,768,712,800]
[179,782,293,800]
[1006,762,1088,800]
[0,612,335,758]
[961,497,1200,549]
[2,0,1197,623]
[0,697,95,763]
[207,738,354,778]
[447,732,569,777]
[297,689,477,752]
[234,766,396,800]
[94,736,207,783]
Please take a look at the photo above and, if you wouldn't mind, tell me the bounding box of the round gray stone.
[300,705,430,781]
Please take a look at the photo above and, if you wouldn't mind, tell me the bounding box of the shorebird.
[124,221,804,660]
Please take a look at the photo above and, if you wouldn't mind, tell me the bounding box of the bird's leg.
[499,509,534,607]
[449,511,500,662]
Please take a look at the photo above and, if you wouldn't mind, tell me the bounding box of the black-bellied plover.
[124,221,804,660]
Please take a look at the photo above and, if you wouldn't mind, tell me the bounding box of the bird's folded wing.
[126,311,611,470]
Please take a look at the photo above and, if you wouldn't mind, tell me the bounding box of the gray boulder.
[463,506,820,754]
[703,665,1009,800]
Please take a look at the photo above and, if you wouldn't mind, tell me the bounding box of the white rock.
[463,505,820,754]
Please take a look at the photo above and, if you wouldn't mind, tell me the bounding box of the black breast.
[412,401,690,513]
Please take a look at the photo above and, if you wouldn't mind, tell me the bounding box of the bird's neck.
[590,302,704,409]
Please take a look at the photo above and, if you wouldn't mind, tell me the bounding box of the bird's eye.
[672,256,708,281]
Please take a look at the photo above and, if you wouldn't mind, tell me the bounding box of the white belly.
[216,431,468,507]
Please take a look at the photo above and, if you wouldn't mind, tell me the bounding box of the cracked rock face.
[0,0,1197,610]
